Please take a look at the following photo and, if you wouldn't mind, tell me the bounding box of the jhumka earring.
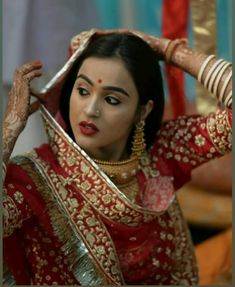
[131,120,146,159]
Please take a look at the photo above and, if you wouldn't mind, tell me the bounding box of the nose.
[84,97,101,117]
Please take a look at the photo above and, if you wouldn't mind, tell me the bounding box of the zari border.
[40,105,173,227]
[12,155,124,285]
[206,109,232,154]
[168,196,198,285]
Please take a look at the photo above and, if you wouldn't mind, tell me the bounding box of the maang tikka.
[131,120,146,159]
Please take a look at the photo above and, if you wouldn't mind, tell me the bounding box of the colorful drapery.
[95,0,231,112]
[162,0,189,117]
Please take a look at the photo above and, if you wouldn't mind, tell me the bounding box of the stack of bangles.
[198,55,232,108]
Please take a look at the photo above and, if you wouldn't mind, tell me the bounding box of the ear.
[140,100,154,121]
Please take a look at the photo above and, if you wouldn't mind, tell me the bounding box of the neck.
[85,145,130,163]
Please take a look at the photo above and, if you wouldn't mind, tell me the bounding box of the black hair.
[60,33,165,153]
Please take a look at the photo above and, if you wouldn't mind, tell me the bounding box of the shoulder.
[5,143,51,186]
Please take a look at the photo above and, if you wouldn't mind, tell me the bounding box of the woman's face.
[69,56,139,161]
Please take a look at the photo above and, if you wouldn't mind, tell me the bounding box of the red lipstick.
[78,121,99,136]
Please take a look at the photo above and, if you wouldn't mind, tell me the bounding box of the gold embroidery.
[206,109,232,154]
[194,134,206,147]
[3,191,22,237]
[13,191,24,204]
[168,197,198,285]
[40,105,163,225]
[16,155,124,285]
[117,177,139,202]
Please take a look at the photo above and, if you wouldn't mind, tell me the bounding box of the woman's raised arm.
[3,61,42,170]
[168,43,232,108]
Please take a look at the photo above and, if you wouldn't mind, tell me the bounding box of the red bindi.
[97,79,102,84]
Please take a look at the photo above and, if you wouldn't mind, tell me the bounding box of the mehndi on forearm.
[3,113,23,164]
[167,43,232,108]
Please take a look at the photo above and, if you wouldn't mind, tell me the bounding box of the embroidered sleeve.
[3,163,34,237]
[151,108,232,188]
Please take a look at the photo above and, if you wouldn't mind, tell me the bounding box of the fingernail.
[34,60,42,65]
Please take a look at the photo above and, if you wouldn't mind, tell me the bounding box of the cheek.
[69,92,80,123]
[105,109,136,135]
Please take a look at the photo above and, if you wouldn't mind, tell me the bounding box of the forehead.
[77,57,137,90]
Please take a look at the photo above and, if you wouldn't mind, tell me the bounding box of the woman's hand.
[95,28,170,59]
[3,61,42,163]
[4,61,42,128]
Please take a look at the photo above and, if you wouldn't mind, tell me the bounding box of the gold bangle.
[165,39,185,63]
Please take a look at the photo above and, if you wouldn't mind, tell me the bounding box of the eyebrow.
[76,74,130,97]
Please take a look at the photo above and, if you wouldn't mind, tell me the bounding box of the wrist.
[164,38,188,64]
[198,55,232,107]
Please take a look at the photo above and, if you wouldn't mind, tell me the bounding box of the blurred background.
[3,0,232,285]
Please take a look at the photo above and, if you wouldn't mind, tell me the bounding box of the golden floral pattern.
[3,192,22,237]
[21,152,124,285]
[168,197,198,285]
[15,157,113,285]
[195,134,206,147]
[152,109,232,174]
[206,109,232,154]
[13,191,24,204]
[3,102,231,285]
[41,105,165,224]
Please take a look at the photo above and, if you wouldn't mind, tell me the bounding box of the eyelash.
[78,87,89,96]
[77,87,121,106]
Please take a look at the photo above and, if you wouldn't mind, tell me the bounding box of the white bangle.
[212,61,230,96]
[227,97,232,107]
[224,90,232,107]
[2,162,7,181]
[198,55,216,84]
[219,70,232,103]
[207,59,223,92]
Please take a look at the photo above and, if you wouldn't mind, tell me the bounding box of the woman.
[3,29,232,285]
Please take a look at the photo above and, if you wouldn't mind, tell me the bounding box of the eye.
[77,86,89,96]
[105,96,121,106]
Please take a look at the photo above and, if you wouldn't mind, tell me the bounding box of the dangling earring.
[131,120,146,159]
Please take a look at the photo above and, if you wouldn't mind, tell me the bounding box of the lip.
[78,121,99,136]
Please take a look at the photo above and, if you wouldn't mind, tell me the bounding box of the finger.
[15,61,42,76]
[23,70,42,83]
[29,100,40,115]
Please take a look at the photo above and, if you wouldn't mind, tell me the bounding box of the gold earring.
[131,120,146,159]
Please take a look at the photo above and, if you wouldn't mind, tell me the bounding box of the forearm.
[2,61,42,164]
[168,44,232,107]
[3,109,25,164]
[131,30,232,108]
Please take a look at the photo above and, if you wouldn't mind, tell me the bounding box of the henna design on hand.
[3,61,42,163]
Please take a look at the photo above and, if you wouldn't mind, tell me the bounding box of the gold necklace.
[94,156,140,185]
